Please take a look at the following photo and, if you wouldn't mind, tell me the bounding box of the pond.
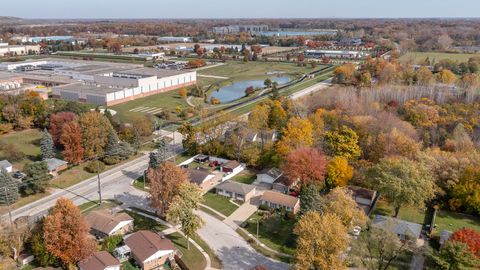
[210,76,291,103]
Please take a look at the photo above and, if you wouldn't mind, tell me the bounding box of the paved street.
[197,211,289,270]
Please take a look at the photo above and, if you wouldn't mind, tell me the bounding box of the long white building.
[0,44,41,57]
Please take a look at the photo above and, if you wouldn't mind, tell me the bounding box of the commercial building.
[0,44,40,57]
[304,49,368,59]
[211,25,269,34]
[0,58,197,105]
[158,36,192,43]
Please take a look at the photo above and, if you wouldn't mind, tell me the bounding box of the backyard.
[202,191,239,217]
[0,129,43,170]
[230,169,256,184]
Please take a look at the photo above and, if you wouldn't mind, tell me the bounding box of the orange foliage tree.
[60,121,85,164]
[451,228,480,258]
[282,148,327,186]
[49,112,77,146]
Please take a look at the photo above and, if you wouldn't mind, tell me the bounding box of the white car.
[352,226,361,236]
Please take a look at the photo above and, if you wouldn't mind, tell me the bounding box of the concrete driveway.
[197,211,289,270]
[224,196,260,229]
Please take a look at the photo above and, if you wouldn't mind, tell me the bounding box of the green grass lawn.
[0,129,43,170]
[202,192,239,217]
[166,232,207,270]
[230,170,256,184]
[191,233,223,269]
[400,51,480,64]
[125,210,168,232]
[236,228,292,263]
[433,210,480,235]
[78,199,120,213]
[373,200,426,225]
[244,211,297,256]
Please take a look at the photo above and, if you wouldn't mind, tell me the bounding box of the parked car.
[351,226,361,238]
[12,171,26,179]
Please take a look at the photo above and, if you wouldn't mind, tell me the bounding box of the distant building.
[0,160,13,173]
[78,251,121,270]
[85,210,134,239]
[158,37,192,43]
[372,215,422,241]
[260,190,300,214]
[304,49,368,59]
[44,158,68,175]
[215,180,256,202]
[0,44,40,57]
[211,25,269,34]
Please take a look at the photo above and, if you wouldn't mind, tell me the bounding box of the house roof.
[222,160,241,170]
[261,168,283,180]
[78,251,120,270]
[439,230,453,245]
[0,160,12,169]
[44,158,67,171]
[347,186,376,201]
[124,230,175,262]
[372,215,422,239]
[261,191,299,208]
[273,175,294,187]
[86,210,133,235]
[216,180,255,195]
[183,168,212,185]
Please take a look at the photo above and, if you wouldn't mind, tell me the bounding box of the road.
[197,211,289,270]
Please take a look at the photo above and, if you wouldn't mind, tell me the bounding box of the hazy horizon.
[1,0,479,19]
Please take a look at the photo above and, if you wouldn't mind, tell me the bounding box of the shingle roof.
[261,168,283,180]
[222,160,241,170]
[0,160,12,170]
[78,251,120,270]
[216,180,255,195]
[44,158,67,171]
[372,215,422,239]
[261,191,299,208]
[124,230,175,262]
[86,210,133,235]
[183,168,212,185]
[348,186,376,201]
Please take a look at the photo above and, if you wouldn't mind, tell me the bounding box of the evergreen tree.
[22,161,52,195]
[0,169,19,205]
[40,128,55,160]
[149,152,162,169]
[104,130,122,157]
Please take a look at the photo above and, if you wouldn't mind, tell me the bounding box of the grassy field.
[125,210,168,232]
[433,210,480,234]
[400,51,480,64]
[244,212,296,256]
[230,170,256,184]
[0,129,43,170]
[166,232,207,270]
[373,200,427,225]
[202,192,239,217]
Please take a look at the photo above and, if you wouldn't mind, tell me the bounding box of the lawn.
[230,170,256,184]
[373,200,427,225]
[78,199,120,213]
[400,51,480,64]
[433,210,480,235]
[244,211,297,256]
[236,228,292,263]
[191,233,223,269]
[0,129,43,170]
[202,192,239,217]
[125,210,168,232]
[133,176,149,191]
[166,232,207,270]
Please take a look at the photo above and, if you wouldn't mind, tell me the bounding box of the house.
[0,160,12,173]
[347,186,377,214]
[256,168,282,185]
[260,190,300,214]
[215,180,256,202]
[78,251,121,270]
[86,210,133,239]
[272,176,297,194]
[17,253,34,267]
[44,158,68,175]
[122,230,176,270]
[221,160,243,174]
[183,168,216,190]
[439,230,453,246]
[372,215,422,241]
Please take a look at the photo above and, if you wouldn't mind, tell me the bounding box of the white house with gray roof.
[0,160,12,173]
[215,180,256,202]
[372,215,422,241]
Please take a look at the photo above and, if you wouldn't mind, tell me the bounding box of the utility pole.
[143,169,147,190]
[2,186,13,228]
[96,158,102,204]
[256,218,259,240]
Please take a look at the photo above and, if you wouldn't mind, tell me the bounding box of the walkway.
[197,74,230,80]
[224,197,260,229]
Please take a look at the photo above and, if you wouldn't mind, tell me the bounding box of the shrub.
[259,204,269,211]
[85,160,105,173]
[0,123,13,135]
[103,156,121,165]
[211,98,221,105]
[104,235,123,252]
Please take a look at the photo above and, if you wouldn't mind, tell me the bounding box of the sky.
[2,0,479,19]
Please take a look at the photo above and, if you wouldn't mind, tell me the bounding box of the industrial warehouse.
[0,58,197,105]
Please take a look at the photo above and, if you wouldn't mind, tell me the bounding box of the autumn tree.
[29,219,57,267]
[294,211,349,270]
[427,241,480,270]
[60,121,85,164]
[149,162,188,216]
[49,112,77,146]
[40,128,55,160]
[282,148,327,186]
[78,111,112,158]
[323,125,361,160]
[21,161,52,195]
[178,87,188,98]
[416,66,433,86]
[326,157,353,188]
[449,167,480,214]
[367,157,435,217]
[43,198,96,269]
[276,117,313,156]
[437,69,457,85]
[166,182,204,249]
[268,100,288,130]
[320,187,367,229]
[333,63,356,84]
[249,103,270,149]
[178,122,199,155]
[450,228,480,258]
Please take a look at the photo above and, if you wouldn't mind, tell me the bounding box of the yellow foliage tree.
[276,117,313,156]
[326,156,353,187]
[320,188,368,229]
[416,66,433,86]
[294,211,349,270]
[178,87,188,98]
[437,69,457,85]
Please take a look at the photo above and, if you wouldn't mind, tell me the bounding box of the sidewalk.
[224,196,260,229]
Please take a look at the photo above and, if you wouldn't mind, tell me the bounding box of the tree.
[104,129,133,160]
[449,167,480,214]
[0,170,19,205]
[43,198,96,269]
[352,226,410,270]
[40,128,55,160]
[49,112,77,146]
[367,157,435,217]
[323,126,361,160]
[178,87,188,98]
[249,103,270,149]
[268,100,287,130]
[437,69,457,85]
[450,228,480,258]
[29,220,57,267]
[166,182,204,250]
[60,121,84,164]
[294,211,349,270]
[21,161,52,195]
[326,157,353,188]
[276,117,314,156]
[416,66,434,86]
[320,188,367,228]
[178,122,199,155]
[427,241,480,270]
[149,162,188,216]
[78,111,112,158]
[264,78,272,88]
[299,183,324,214]
[282,148,327,186]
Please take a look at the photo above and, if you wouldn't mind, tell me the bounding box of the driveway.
[224,196,260,229]
[197,211,289,270]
